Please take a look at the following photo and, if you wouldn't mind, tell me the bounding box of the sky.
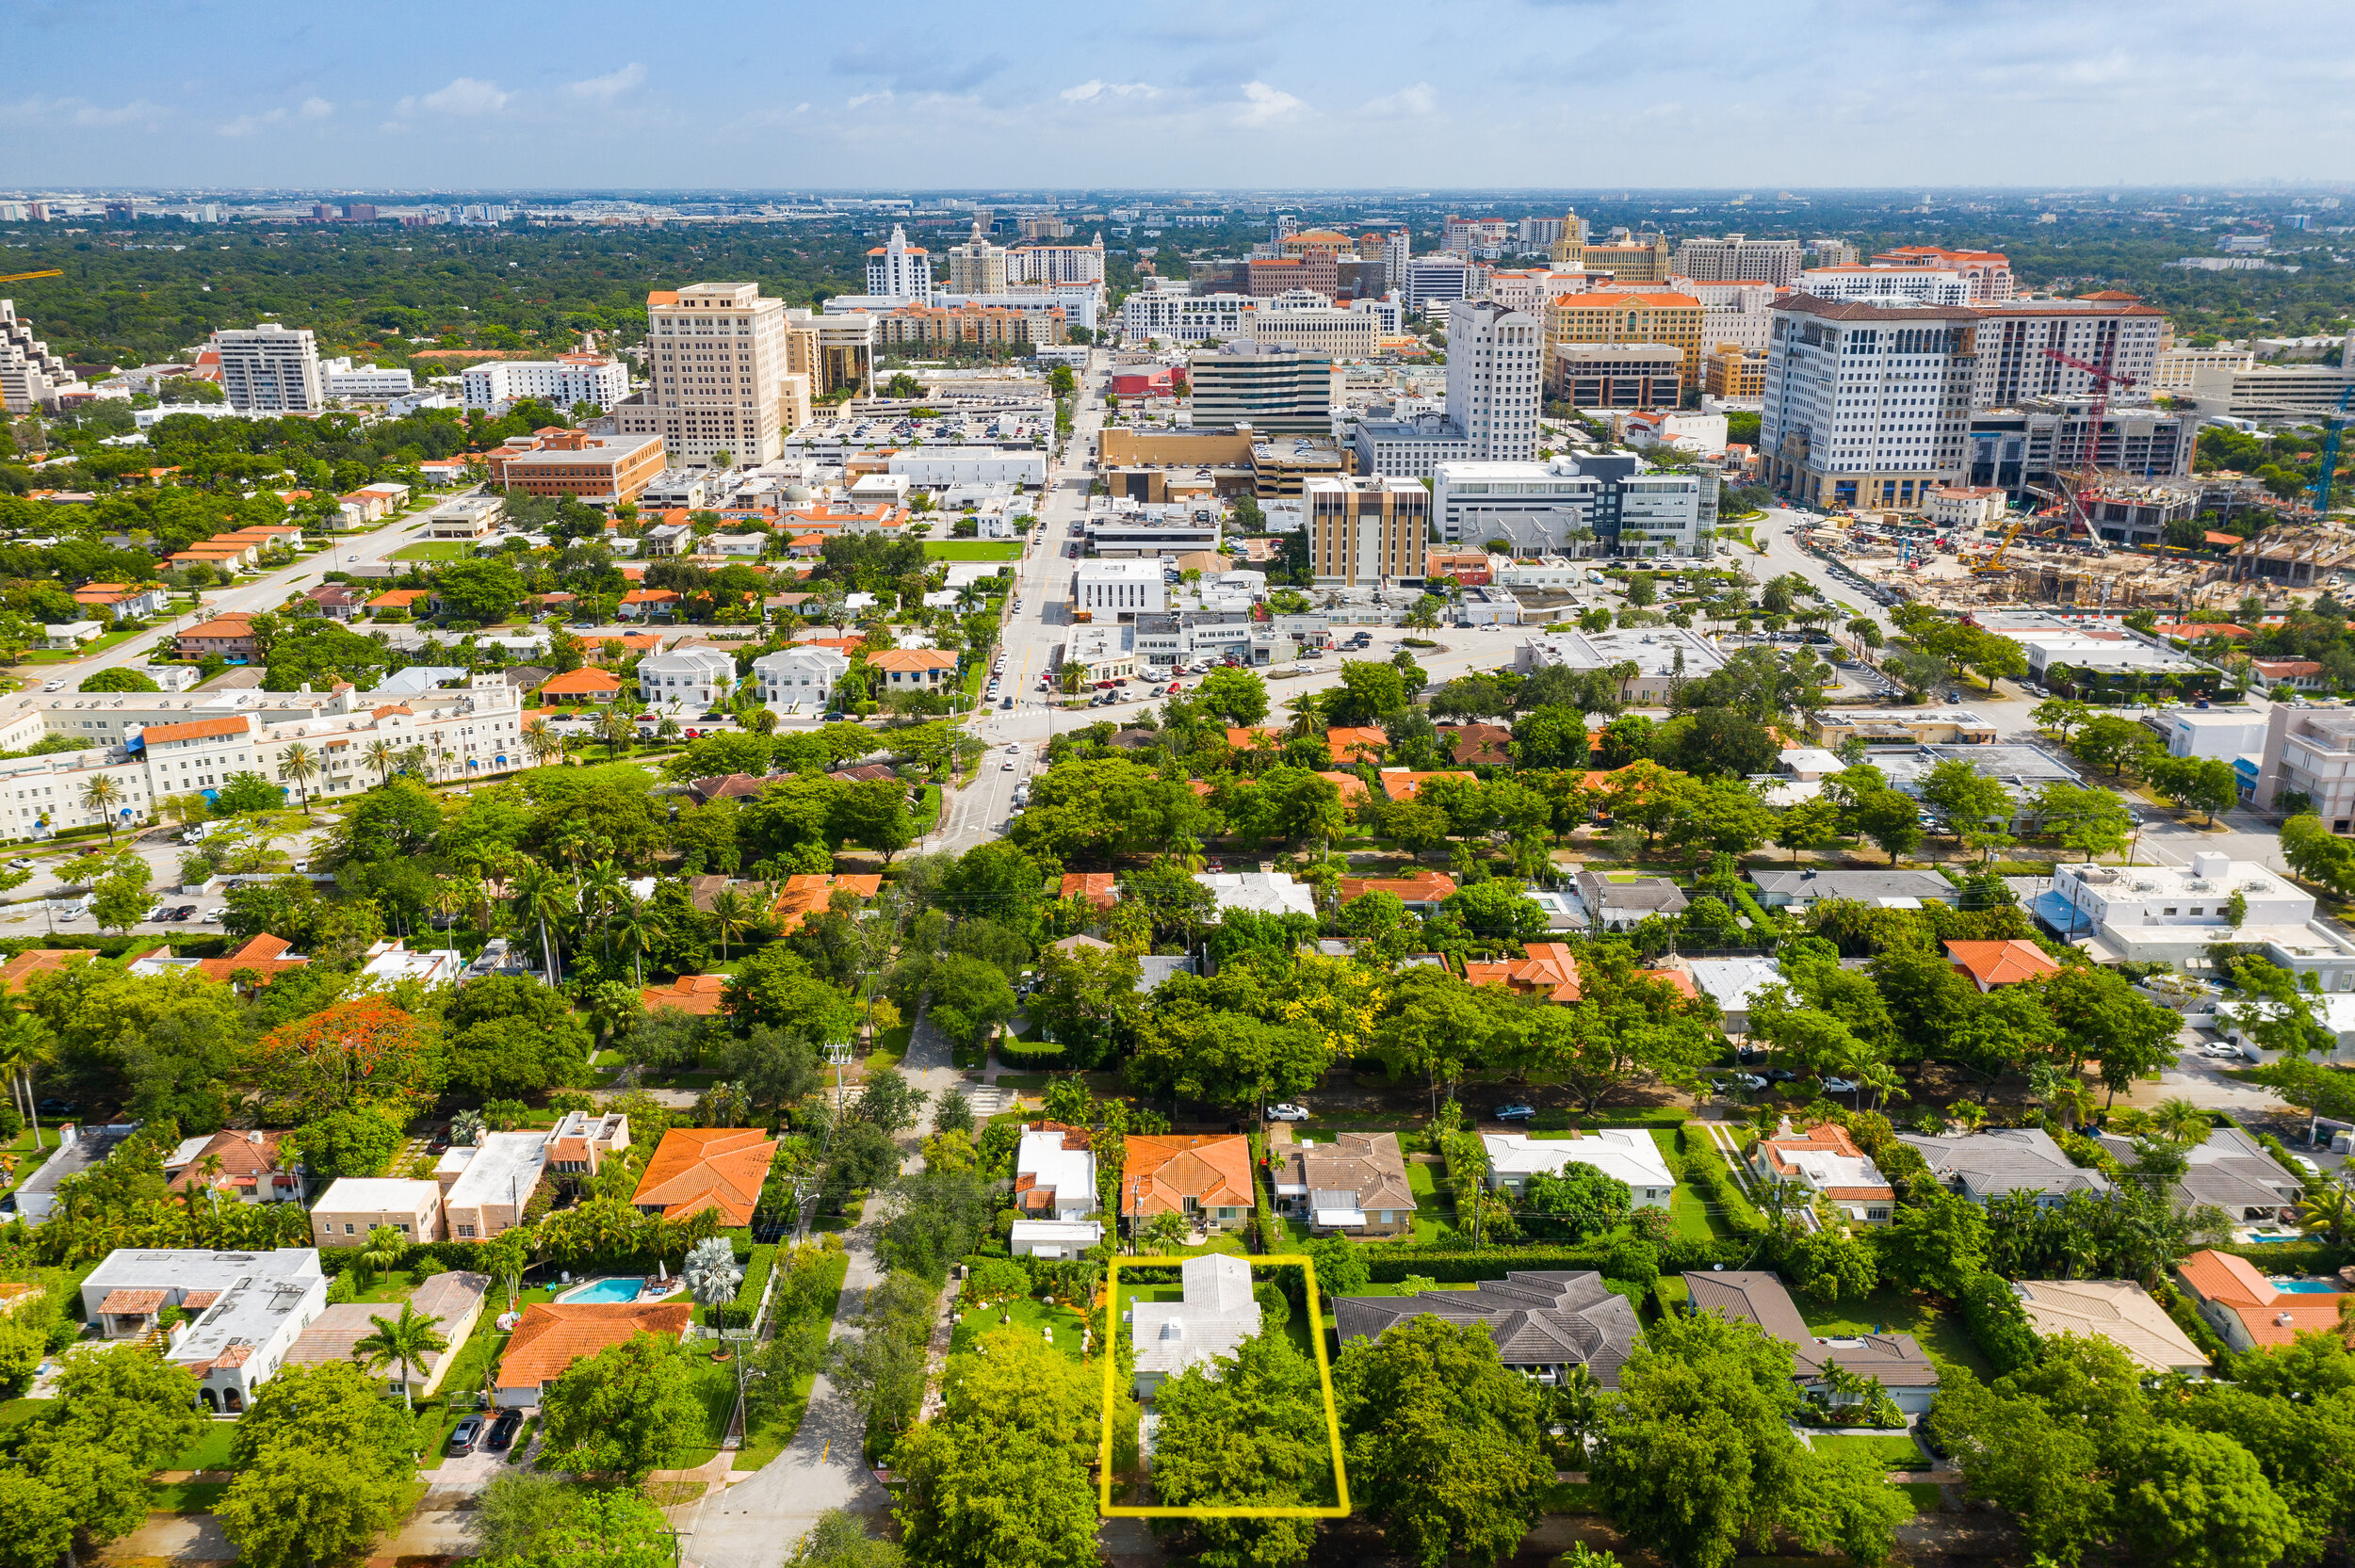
[9,0,2355,192]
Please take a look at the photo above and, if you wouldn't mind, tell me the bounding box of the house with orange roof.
[1325,726,1389,765]
[1377,769,1474,803]
[773,873,884,931]
[1945,939,2062,992]
[163,1128,302,1204]
[2153,622,2250,641]
[73,582,172,622]
[175,615,258,659]
[868,648,960,689]
[1120,1134,1255,1235]
[617,588,681,622]
[127,932,309,990]
[1060,871,1118,910]
[1316,770,1370,806]
[0,948,84,994]
[629,1127,777,1227]
[1438,722,1514,768]
[493,1300,693,1407]
[641,974,729,1016]
[1338,869,1459,913]
[366,589,432,614]
[538,669,624,704]
[1465,942,1584,1002]
[1747,1120,1896,1226]
[2174,1249,2350,1351]
[1225,726,1284,751]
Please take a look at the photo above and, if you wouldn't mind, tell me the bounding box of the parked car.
[1492,1103,1537,1123]
[2199,1043,2242,1059]
[140,905,166,923]
[5,857,32,871]
[1821,1076,1861,1095]
[447,1415,484,1456]
[485,1409,524,1453]
[1204,858,1225,873]
[1267,1104,1310,1122]
[203,907,228,922]
[1713,1073,1769,1093]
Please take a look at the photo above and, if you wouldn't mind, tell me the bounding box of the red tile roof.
[497,1301,693,1392]
[141,716,252,744]
[1060,872,1118,909]
[1945,939,2062,988]
[0,948,83,994]
[641,974,728,1016]
[2175,1250,2348,1348]
[1121,1134,1253,1218]
[1339,870,1459,905]
[630,1128,777,1226]
[1325,726,1389,764]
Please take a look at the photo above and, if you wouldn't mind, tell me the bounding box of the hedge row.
[1956,1269,2039,1375]
[998,1035,1070,1070]
[1678,1139,1767,1238]
[1363,1237,1745,1285]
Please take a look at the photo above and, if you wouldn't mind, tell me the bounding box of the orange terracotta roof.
[141,716,251,744]
[1339,870,1459,904]
[1316,770,1369,804]
[1945,939,2062,988]
[1060,871,1118,909]
[168,1128,293,1191]
[1225,726,1283,750]
[97,1288,167,1316]
[366,590,430,607]
[642,974,728,1016]
[868,648,960,671]
[179,616,255,639]
[1377,769,1473,802]
[772,873,884,931]
[540,669,624,694]
[630,1127,777,1226]
[2175,1250,2347,1347]
[621,589,679,605]
[497,1301,693,1392]
[1465,941,1584,1002]
[1121,1133,1253,1217]
[1325,726,1389,764]
[0,948,83,994]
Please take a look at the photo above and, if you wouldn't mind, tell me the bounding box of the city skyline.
[8,0,2355,189]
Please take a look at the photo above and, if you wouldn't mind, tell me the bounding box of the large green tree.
[538,1331,702,1481]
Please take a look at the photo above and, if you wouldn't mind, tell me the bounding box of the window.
[457,1224,476,1238]
[345,1222,355,1235]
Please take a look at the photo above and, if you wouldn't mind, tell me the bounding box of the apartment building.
[637,646,737,708]
[461,354,630,412]
[1447,301,1544,461]
[1487,267,1590,319]
[1796,267,1972,306]
[1971,295,2167,408]
[1121,288,1255,345]
[484,429,666,505]
[1545,292,1706,386]
[0,298,85,412]
[2256,705,2355,832]
[946,223,1009,294]
[1307,475,1430,586]
[1874,246,2015,302]
[1008,237,1107,289]
[1673,234,1803,285]
[616,283,804,465]
[1434,451,1712,557]
[1704,344,1767,401]
[2043,849,2355,988]
[1187,344,1332,435]
[873,301,1064,350]
[865,225,934,302]
[751,644,849,709]
[1074,558,1167,619]
[213,322,325,414]
[320,360,414,401]
[309,1177,446,1245]
[1682,280,1778,353]
[1762,295,1983,511]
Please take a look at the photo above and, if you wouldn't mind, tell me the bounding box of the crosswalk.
[965,1084,1022,1119]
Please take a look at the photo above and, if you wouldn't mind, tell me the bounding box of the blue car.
[1492,1104,1536,1123]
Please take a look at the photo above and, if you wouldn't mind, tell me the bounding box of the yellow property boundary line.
[1096,1253,1352,1519]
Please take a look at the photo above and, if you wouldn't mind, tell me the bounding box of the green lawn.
[865,1023,912,1075]
[952,1294,1087,1359]
[149,1479,230,1513]
[391,540,472,561]
[164,1422,241,1473]
[732,1249,848,1471]
[1793,1288,1990,1382]
[1541,1479,1598,1513]
[670,1347,744,1468]
[1892,1481,1944,1516]
[1811,1432,1929,1470]
[1650,1128,1731,1242]
[921,542,1022,561]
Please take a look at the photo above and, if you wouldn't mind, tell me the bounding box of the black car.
[485,1409,524,1452]
[36,1099,73,1117]
[447,1415,484,1456]
[1762,1069,1799,1083]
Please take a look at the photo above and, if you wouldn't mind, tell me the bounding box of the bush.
[1956,1269,2039,1375]
[1363,1239,1743,1284]
[998,1034,1070,1070]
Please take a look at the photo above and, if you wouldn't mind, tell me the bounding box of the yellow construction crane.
[1971,515,2030,575]
[0,270,63,284]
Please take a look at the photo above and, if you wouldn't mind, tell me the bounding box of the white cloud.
[1361,82,1438,119]
[398,77,509,117]
[847,90,892,109]
[2,95,168,129]
[1233,80,1306,127]
[1061,80,1158,103]
[567,63,645,102]
[299,96,333,120]
[222,96,333,137]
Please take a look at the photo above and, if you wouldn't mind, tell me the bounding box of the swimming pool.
[558,1277,644,1303]
[2273,1280,2345,1294]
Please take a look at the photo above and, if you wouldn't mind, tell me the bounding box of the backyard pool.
[558,1276,647,1303]
[2273,1280,2346,1294]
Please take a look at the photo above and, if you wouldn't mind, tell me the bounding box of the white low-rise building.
[753,645,849,710]
[81,1246,329,1414]
[1194,870,1317,920]
[1132,1253,1261,1399]
[461,354,630,412]
[1065,623,1139,681]
[2038,851,2355,987]
[1482,1129,1674,1208]
[1015,1127,1097,1221]
[886,447,1047,487]
[1514,626,1728,703]
[1073,558,1167,620]
[638,647,738,708]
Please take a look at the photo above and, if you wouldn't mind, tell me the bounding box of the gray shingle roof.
[1897,1126,2115,1201]
[1682,1269,1940,1388]
[1334,1271,1639,1387]
[1747,868,1960,903]
[2094,1125,2299,1217]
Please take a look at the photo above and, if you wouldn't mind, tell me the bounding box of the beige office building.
[947,225,1010,295]
[1307,475,1430,586]
[616,283,808,465]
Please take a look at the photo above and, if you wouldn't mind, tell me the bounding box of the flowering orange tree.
[255,996,439,1117]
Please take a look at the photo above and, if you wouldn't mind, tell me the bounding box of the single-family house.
[1748,1121,1896,1225]
[538,668,625,705]
[80,1246,330,1413]
[443,1112,629,1239]
[1747,867,1962,912]
[1194,870,1317,921]
[1337,1270,1641,1387]
[1484,1129,1674,1210]
[1682,1269,1941,1413]
[163,1128,302,1204]
[2009,1279,2209,1374]
[1896,1125,2115,1208]
[1132,1253,1262,1398]
[630,1128,777,1227]
[126,931,310,989]
[1325,726,1389,765]
[1438,721,1515,768]
[1376,768,1474,802]
[1945,939,2063,991]
[300,584,366,622]
[2174,1249,2349,1352]
[752,644,850,709]
[1574,869,1689,930]
[4,1121,141,1223]
[2093,1124,2300,1223]
[494,1301,693,1407]
[1059,871,1119,911]
[772,872,883,932]
[1680,956,1785,1036]
[1120,1133,1254,1236]
[638,646,736,708]
[616,588,681,621]
[309,1176,446,1245]
[1337,869,1458,913]
[1268,1126,1417,1237]
[1011,1124,1103,1255]
[868,648,961,688]
[284,1269,489,1399]
[640,974,729,1015]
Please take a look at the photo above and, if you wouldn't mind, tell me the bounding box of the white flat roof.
[312,1177,440,1210]
[1484,1129,1674,1189]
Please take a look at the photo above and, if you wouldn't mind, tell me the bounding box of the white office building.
[1795,267,1972,306]
[214,322,324,414]
[1444,302,1542,462]
[1074,558,1166,620]
[1120,289,1255,345]
[1762,295,1983,512]
[1435,451,1712,557]
[320,360,416,401]
[1673,234,1804,286]
[1404,256,1476,315]
[865,225,935,303]
[461,355,630,412]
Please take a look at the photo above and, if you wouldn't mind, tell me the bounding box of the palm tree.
[595,706,636,760]
[747,706,779,736]
[0,1011,53,1146]
[2047,1075,2098,1133]
[511,863,570,983]
[430,736,453,783]
[522,719,560,768]
[79,775,123,842]
[2296,1181,2352,1243]
[357,1223,407,1287]
[579,859,626,957]
[2152,1097,2213,1146]
[364,737,398,785]
[448,1107,486,1146]
[278,742,319,809]
[351,1301,448,1412]
[611,894,654,987]
[399,743,429,781]
[708,887,755,962]
[482,1227,530,1315]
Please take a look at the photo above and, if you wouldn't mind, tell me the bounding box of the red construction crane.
[2040,344,2138,554]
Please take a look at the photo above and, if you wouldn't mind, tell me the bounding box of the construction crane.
[2040,344,2138,556]
[0,270,63,285]
[1972,513,2030,575]
[2311,382,2354,517]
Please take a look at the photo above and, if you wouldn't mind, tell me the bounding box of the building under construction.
[2226,523,2355,587]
